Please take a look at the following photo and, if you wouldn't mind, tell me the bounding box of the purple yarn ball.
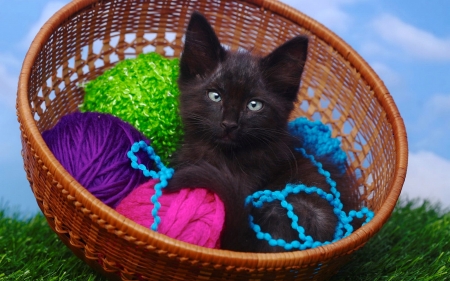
[42,112,151,208]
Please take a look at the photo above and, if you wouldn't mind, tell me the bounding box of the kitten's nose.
[221,120,238,132]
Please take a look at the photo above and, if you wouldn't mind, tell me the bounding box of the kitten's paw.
[164,165,210,192]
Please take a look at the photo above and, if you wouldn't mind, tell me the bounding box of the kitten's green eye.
[247,100,263,111]
[208,91,222,102]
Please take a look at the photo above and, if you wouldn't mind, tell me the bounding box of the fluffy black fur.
[165,12,358,252]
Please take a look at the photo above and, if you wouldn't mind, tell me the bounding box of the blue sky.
[0,0,449,216]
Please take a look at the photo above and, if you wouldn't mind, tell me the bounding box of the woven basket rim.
[16,0,408,268]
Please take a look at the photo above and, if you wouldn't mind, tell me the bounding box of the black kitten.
[165,12,357,252]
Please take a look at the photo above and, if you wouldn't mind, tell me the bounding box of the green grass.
[332,200,450,281]
[0,207,105,281]
[0,199,449,280]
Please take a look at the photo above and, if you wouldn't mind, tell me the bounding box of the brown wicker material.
[17,0,408,280]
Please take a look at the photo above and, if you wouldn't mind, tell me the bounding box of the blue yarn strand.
[127,141,174,231]
[246,117,375,251]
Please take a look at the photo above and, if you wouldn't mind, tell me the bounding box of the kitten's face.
[179,52,293,148]
[178,12,308,149]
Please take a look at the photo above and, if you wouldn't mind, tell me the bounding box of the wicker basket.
[17,0,408,280]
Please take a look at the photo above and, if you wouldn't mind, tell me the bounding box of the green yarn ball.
[80,52,183,164]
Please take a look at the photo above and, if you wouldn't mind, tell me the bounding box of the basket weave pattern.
[17,0,407,280]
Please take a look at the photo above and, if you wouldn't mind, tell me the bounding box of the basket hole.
[164,46,174,56]
[332,107,341,120]
[143,45,156,53]
[367,190,375,200]
[362,156,371,169]
[311,112,321,122]
[237,46,248,53]
[38,86,45,98]
[144,33,156,41]
[354,142,362,151]
[109,53,119,64]
[94,59,104,69]
[144,33,157,43]
[354,168,362,179]
[221,44,231,51]
[34,112,40,121]
[300,100,309,112]
[356,133,368,147]
[56,66,63,79]
[358,185,366,196]
[80,45,89,61]
[347,150,356,164]
[124,47,136,58]
[47,88,59,103]
[40,101,47,113]
[83,64,89,75]
[320,96,330,109]
[355,129,367,139]
[69,72,78,83]
[366,173,373,185]
[110,36,119,48]
[307,87,314,97]
[165,32,176,43]
[343,120,353,135]
[125,33,136,44]
[67,57,75,70]
[45,77,52,89]
[49,91,56,101]
[93,39,103,54]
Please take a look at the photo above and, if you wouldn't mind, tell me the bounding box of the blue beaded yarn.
[127,141,174,231]
[246,117,375,251]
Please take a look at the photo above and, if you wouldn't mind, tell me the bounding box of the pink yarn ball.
[115,179,225,249]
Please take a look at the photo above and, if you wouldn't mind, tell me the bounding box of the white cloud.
[20,1,67,49]
[401,151,450,208]
[372,14,450,61]
[417,94,450,130]
[0,51,22,109]
[0,63,18,109]
[281,0,359,33]
[413,94,450,152]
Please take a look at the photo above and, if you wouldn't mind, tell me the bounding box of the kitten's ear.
[261,36,309,102]
[180,12,225,79]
